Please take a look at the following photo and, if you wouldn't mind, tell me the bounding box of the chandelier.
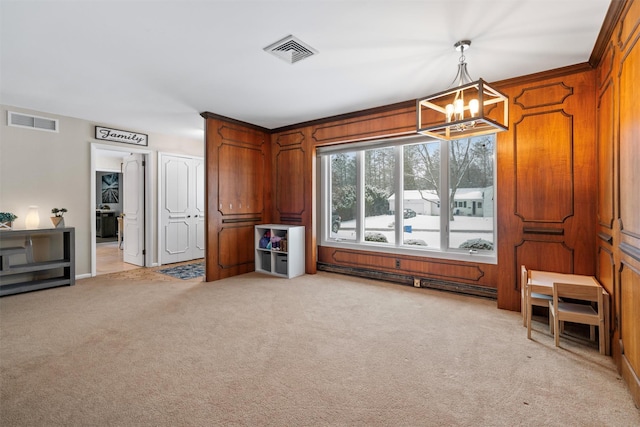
[417,40,508,140]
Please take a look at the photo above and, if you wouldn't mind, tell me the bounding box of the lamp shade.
[417,78,508,140]
[25,205,40,229]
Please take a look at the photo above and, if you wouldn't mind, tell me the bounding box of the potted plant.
[50,208,67,228]
[0,212,18,230]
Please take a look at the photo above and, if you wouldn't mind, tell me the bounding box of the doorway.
[90,144,152,276]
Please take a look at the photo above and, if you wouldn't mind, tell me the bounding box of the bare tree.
[448,139,475,221]
[406,136,492,221]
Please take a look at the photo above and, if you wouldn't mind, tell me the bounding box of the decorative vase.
[50,217,65,228]
[0,221,12,230]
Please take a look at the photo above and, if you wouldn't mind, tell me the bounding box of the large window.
[319,134,496,263]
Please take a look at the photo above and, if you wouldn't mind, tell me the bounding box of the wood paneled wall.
[496,72,597,310]
[271,129,316,273]
[595,0,640,407]
[202,114,272,281]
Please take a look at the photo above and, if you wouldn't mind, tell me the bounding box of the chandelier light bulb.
[454,99,464,119]
[469,99,479,117]
[445,104,455,122]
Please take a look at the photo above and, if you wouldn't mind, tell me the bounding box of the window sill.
[320,239,497,265]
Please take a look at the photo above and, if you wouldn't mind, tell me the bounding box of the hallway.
[96,241,141,275]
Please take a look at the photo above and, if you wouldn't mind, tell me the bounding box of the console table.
[0,227,75,296]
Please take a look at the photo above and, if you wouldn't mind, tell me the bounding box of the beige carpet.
[1,269,638,426]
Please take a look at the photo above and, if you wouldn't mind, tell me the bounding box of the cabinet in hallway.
[159,153,205,264]
[96,211,116,238]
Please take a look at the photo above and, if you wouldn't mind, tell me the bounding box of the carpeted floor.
[0,271,638,426]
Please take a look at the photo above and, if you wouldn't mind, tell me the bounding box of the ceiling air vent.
[8,111,59,132]
[264,35,318,64]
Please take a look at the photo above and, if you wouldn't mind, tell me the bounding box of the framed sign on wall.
[95,126,148,146]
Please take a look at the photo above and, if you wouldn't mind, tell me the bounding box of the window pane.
[403,142,441,249]
[364,147,395,245]
[330,152,356,241]
[448,136,495,251]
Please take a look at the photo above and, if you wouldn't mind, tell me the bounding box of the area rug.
[156,262,204,280]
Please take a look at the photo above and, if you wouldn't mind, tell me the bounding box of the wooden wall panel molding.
[522,227,564,235]
[618,28,640,241]
[515,240,574,287]
[618,0,640,52]
[514,110,574,223]
[327,248,486,282]
[513,82,574,110]
[201,111,270,133]
[218,225,255,269]
[496,64,593,89]
[275,147,306,217]
[621,242,640,262]
[275,131,305,147]
[222,217,262,224]
[218,143,265,216]
[311,108,415,145]
[598,42,616,88]
[597,245,615,353]
[218,124,266,148]
[597,244,615,296]
[597,79,616,229]
[598,232,614,244]
[620,261,640,406]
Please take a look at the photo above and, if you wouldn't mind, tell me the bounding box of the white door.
[160,154,204,264]
[193,158,205,259]
[123,153,145,266]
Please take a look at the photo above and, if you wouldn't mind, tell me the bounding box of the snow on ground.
[332,214,494,248]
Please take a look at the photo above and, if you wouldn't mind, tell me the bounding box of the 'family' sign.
[95,126,148,146]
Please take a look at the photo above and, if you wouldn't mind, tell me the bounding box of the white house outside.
[388,187,493,217]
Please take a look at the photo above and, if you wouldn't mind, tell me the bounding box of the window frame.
[318,134,497,264]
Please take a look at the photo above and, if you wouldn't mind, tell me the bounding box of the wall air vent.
[264,35,318,64]
[7,111,59,133]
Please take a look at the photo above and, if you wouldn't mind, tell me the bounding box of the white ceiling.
[1,0,611,140]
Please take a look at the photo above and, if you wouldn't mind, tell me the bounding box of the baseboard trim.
[621,353,640,408]
[317,263,497,300]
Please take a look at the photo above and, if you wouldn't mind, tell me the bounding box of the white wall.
[0,104,204,276]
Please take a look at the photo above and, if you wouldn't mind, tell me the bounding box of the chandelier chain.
[459,45,466,63]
